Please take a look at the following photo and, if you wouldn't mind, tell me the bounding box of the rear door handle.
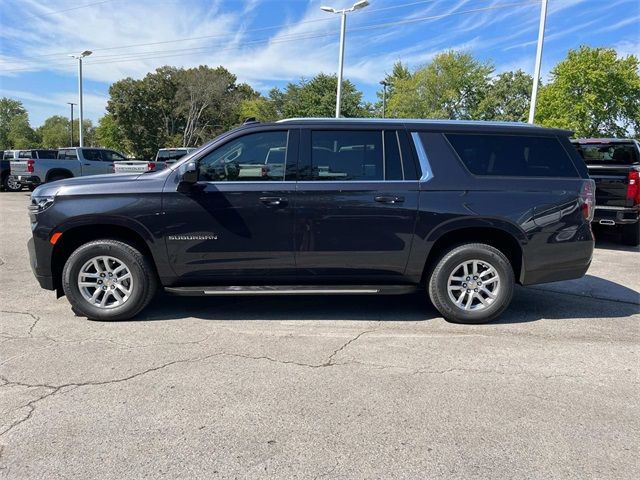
[259,196,288,207]
[374,195,404,204]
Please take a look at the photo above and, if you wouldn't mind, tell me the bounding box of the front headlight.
[29,195,55,213]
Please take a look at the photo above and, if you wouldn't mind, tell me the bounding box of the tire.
[2,174,22,192]
[28,184,37,192]
[62,239,157,321]
[428,243,515,324]
[621,223,640,247]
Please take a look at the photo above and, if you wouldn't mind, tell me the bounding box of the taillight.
[627,170,640,205]
[26,159,35,173]
[147,162,156,172]
[579,179,596,222]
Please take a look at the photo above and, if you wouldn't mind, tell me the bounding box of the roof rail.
[276,117,534,127]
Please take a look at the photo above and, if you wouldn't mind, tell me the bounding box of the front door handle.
[259,196,288,207]
[374,195,404,204]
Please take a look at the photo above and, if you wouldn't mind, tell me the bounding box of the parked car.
[112,148,196,174]
[1,150,21,192]
[10,147,127,187]
[3,149,58,191]
[27,118,595,324]
[571,138,640,246]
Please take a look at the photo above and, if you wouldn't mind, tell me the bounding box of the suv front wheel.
[428,243,515,324]
[62,239,157,321]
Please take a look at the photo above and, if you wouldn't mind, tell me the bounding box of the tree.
[477,70,533,122]
[536,46,640,137]
[0,98,27,149]
[175,66,257,146]
[240,96,279,122]
[7,113,39,149]
[95,114,125,151]
[269,73,368,119]
[387,51,493,119]
[39,115,71,148]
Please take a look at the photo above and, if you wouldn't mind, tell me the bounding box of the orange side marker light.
[50,232,63,245]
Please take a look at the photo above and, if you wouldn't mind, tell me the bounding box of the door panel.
[294,128,418,282]
[81,149,107,175]
[162,129,298,284]
[294,182,419,281]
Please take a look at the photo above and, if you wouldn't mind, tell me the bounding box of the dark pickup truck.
[28,119,595,324]
[571,138,640,246]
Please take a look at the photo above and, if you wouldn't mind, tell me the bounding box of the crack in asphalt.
[0,310,41,337]
[0,328,378,437]
[221,328,377,369]
[0,353,226,438]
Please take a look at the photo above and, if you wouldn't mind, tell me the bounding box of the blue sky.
[1,0,638,126]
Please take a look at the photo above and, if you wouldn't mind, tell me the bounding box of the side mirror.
[177,161,198,193]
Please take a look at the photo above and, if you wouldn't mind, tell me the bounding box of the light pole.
[321,1,369,118]
[528,0,548,124]
[380,80,390,118]
[69,50,92,146]
[67,102,76,146]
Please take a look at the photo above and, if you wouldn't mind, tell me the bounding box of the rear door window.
[102,150,126,162]
[58,149,77,160]
[445,134,578,178]
[36,150,57,159]
[573,142,639,165]
[309,130,383,181]
[18,151,32,158]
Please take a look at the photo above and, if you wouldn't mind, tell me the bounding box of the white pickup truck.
[10,147,128,187]
[112,147,196,174]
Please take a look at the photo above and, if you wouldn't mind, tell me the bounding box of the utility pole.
[528,0,548,124]
[380,80,390,118]
[321,1,370,118]
[67,102,76,146]
[69,50,92,146]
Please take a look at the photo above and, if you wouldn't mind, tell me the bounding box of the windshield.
[573,142,639,165]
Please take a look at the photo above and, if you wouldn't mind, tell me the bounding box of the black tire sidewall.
[429,244,514,324]
[3,174,21,192]
[62,241,152,321]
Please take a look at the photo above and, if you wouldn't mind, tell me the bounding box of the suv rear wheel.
[62,239,157,321]
[428,243,515,324]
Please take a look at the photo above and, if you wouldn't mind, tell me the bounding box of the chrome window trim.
[410,131,433,182]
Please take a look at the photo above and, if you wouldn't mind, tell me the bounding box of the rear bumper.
[11,175,41,186]
[593,206,639,226]
[520,223,594,286]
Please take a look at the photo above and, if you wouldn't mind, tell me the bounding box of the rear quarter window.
[446,133,578,178]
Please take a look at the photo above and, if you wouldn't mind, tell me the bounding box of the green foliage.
[38,115,71,148]
[537,46,640,137]
[387,51,493,119]
[95,114,125,151]
[106,65,256,158]
[7,113,39,149]
[275,73,367,118]
[0,98,28,149]
[477,70,533,122]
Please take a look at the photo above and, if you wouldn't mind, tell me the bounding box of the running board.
[164,285,418,296]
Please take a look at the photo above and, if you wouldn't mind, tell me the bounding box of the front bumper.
[27,237,55,290]
[11,175,41,186]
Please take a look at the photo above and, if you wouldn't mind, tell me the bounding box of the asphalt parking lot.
[0,191,638,479]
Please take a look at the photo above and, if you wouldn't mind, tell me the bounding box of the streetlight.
[321,1,369,118]
[528,0,548,124]
[69,50,92,146]
[67,102,77,146]
[380,80,390,118]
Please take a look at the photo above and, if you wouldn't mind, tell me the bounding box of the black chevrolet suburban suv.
[27,119,595,324]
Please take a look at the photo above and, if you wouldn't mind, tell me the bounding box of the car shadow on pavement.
[135,275,639,324]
